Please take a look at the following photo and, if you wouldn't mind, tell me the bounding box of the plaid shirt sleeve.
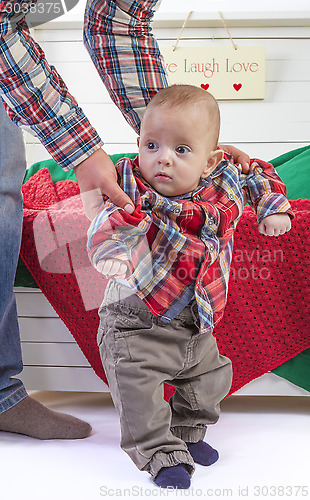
[0,1,104,170]
[242,159,294,223]
[83,0,169,133]
[87,201,152,272]
[87,159,152,271]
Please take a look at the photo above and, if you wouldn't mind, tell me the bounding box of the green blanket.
[15,147,310,392]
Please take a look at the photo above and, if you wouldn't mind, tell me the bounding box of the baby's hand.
[258,213,291,236]
[96,258,128,279]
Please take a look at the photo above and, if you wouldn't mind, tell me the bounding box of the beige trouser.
[97,279,232,478]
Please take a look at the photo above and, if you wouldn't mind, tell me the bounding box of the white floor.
[1,392,309,500]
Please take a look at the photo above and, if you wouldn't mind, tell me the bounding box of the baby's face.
[138,104,219,197]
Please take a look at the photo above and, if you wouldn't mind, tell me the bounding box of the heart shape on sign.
[201,84,210,91]
[233,83,242,91]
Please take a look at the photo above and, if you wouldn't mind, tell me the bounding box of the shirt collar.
[210,158,229,178]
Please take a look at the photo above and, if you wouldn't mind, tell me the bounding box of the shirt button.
[209,217,215,225]
[228,193,234,201]
[173,206,182,215]
[209,244,215,252]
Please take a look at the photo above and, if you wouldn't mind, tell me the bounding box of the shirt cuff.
[32,110,104,171]
[89,240,131,270]
[256,192,295,224]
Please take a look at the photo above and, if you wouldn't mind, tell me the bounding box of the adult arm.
[0,3,134,218]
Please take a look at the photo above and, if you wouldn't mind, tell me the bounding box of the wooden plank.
[224,142,310,160]
[153,26,310,40]
[19,317,75,342]
[34,26,310,43]
[19,365,107,392]
[15,290,59,318]
[21,342,89,367]
[24,143,138,168]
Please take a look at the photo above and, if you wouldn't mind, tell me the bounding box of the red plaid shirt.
[88,156,293,333]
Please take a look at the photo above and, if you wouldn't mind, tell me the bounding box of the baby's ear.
[201,149,224,178]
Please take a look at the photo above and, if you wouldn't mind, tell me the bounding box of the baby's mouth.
[155,171,172,180]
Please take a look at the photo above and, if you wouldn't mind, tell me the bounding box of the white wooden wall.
[24,19,310,166]
[17,13,310,393]
[15,289,107,391]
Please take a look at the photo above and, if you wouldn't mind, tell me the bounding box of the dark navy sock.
[186,440,219,466]
[154,464,191,489]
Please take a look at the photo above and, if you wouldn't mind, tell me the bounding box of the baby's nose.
[158,149,172,166]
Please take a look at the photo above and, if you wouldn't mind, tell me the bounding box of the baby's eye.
[176,145,190,154]
[147,142,158,150]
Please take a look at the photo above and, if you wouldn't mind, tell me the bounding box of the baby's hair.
[144,84,221,148]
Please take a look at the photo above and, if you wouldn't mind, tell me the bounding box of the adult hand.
[74,148,135,220]
[219,144,251,174]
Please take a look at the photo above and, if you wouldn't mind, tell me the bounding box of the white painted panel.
[218,101,310,143]
[25,142,53,166]
[40,37,310,63]
[21,342,89,367]
[15,289,59,317]
[24,142,138,168]
[19,366,108,392]
[153,26,310,40]
[158,38,310,62]
[226,142,310,160]
[19,317,74,342]
[34,27,310,43]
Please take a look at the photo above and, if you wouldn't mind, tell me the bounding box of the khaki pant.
[97,279,232,478]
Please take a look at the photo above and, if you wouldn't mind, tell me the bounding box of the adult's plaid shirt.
[88,156,293,333]
[0,0,168,169]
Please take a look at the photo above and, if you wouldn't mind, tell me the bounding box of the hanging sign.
[159,46,265,100]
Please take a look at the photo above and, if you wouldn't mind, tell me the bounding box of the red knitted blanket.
[20,168,310,399]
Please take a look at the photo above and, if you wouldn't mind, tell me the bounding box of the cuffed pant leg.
[97,281,195,478]
[170,330,232,443]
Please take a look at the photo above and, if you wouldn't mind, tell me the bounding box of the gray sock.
[0,396,92,440]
